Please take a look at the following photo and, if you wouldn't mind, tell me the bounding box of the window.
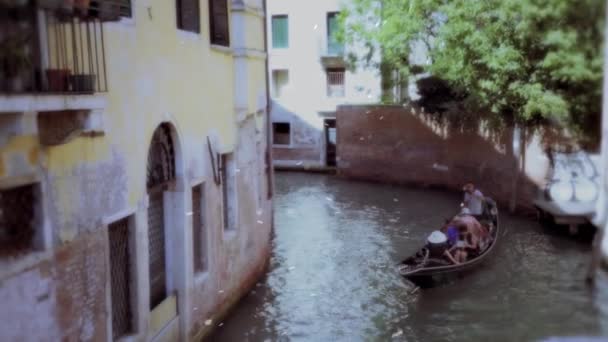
[271,69,289,98]
[91,0,133,18]
[177,0,200,33]
[108,217,134,339]
[220,153,236,231]
[272,123,291,145]
[191,184,208,273]
[119,0,133,18]
[271,15,288,48]
[326,68,345,98]
[209,0,230,46]
[327,12,343,55]
[0,183,42,257]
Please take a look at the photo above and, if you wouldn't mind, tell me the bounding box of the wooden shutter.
[209,0,229,46]
[177,0,201,33]
[272,15,288,48]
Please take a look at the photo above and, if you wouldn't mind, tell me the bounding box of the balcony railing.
[0,2,117,95]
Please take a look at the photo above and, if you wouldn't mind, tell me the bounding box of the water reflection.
[211,172,607,342]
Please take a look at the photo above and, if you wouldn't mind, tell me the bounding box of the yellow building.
[0,0,272,340]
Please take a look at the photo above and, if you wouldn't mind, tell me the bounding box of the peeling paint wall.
[0,0,271,341]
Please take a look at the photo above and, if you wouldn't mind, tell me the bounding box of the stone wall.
[336,105,552,213]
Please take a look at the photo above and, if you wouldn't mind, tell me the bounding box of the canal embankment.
[336,104,560,215]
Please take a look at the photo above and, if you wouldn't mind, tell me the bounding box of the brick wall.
[336,105,549,213]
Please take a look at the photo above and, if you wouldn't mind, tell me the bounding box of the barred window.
[209,0,229,46]
[326,68,345,98]
[177,0,201,33]
[108,217,134,339]
[191,184,208,273]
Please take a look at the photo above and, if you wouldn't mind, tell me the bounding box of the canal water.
[211,172,608,342]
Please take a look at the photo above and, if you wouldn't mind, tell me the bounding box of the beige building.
[266,0,381,169]
[0,0,272,341]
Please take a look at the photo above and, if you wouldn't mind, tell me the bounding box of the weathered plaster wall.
[0,0,271,341]
[336,105,551,212]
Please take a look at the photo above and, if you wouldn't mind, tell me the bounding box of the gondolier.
[462,183,484,219]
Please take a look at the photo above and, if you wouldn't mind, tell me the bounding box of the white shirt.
[464,189,484,215]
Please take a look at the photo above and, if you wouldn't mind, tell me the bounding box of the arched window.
[146,124,176,309]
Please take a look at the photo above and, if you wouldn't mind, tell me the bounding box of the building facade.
[0,0,272,341]
[266,0,381,169]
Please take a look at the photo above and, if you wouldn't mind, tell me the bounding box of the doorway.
[324,119,336,167]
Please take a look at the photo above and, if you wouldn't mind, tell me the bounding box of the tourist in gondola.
[444,225,474,264]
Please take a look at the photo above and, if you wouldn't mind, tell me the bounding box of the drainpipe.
[263,0,274,199]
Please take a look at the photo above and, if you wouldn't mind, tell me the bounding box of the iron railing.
[0,3,110,94]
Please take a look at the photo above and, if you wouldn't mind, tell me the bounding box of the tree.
[339,0,605,147]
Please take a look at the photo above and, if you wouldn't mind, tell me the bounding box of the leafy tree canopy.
[339,0,605,146]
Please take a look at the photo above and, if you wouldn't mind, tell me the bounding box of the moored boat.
[398,197,499,288]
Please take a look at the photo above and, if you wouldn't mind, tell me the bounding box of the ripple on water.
[210,173,608,342]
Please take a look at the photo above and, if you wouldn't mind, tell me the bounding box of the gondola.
[398,197,500,288]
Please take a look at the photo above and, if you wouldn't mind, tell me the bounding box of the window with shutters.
[327,12,343,55]
[177,0,201,33]
[191,184,208,273]
[209,0,230,46]
[272,15,288,48]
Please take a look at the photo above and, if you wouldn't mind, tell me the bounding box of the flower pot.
[46,68,70,92]
[69,74,95,93]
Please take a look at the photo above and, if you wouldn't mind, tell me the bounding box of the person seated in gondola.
[452,208,488,253]
[443,225,474,264]
[441,219,460,247]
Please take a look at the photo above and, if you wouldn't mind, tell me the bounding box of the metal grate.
[191,185,206,273]
[146,124,175,309]
[0,184,36,257]
[326,69,345,98]
[108,218,133,339]
[147,190,167,309]
[147,125,175,189]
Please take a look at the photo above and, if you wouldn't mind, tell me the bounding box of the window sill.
[210,44,233,56]
[177,29,202,42]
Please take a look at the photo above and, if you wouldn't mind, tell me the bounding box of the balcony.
[0,1,129,97]
[0,1,126,143]
[320,42,345,69]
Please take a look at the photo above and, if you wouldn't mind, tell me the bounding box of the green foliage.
[340,0,605,145]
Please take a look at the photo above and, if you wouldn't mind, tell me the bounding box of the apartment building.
[0,0,272,340]
[266,0,381,169]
